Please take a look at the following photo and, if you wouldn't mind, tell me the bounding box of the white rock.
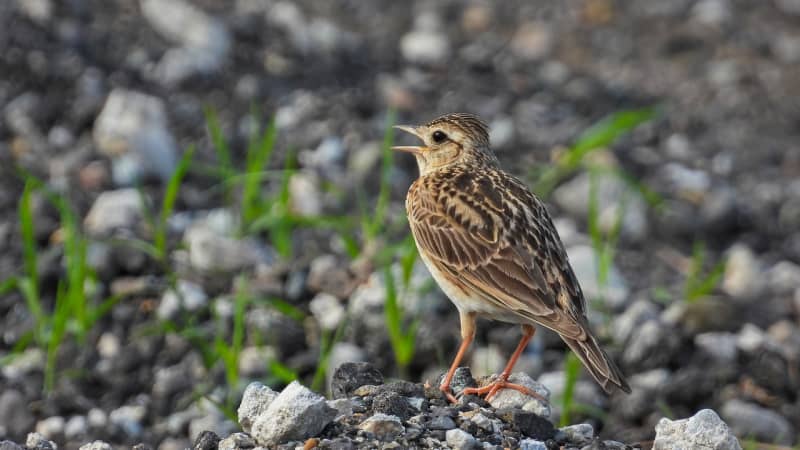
[446,428,479,450]
[309,293,345,331]
[15,0,52,24]
[487,373,550,418]
[737,323,768,353]
[614,299,660,344]
[218,432,256,450]
[358,413,404,441]
[326,398,354,420]
[664,133,692,160]
[87,408,107,428]
[660,163,711,195]
[250,381,337,446]
[78,441,112,450]
[559,423,594,446]
[140,0,230,84]
[623,320,675,367]
[93,89,177,184]
[767,260,800,293]
[289,172,323,217]
[97,332,121,359]
[722,244,763,299]
[1,348,44,379]
[565,245,630,309]
[694,332,738,363]
[655,409,740,450]
[109,404,146,437]
[83,189,142,235]
[157,280,208,320]
[489,116,514,149]
[64,415,88,440]
[184,224,271,273]
[470,412,493,431]
[519,438,547,450]
[630,369,671,391]
[300,136,345,170]
[26,433,56,450]
[721,399,795,445]
[238,346,277,377]
[400,30,450,64]
[35,416,64,440]
[237,382,279,434]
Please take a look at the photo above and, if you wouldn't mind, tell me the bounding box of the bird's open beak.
[392,125,425,155]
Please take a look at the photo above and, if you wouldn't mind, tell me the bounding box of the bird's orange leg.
[462,324,545,402]
[440,311,476,403]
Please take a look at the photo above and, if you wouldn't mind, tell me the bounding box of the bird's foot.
[439,384,459,404]
[461,378,547,403]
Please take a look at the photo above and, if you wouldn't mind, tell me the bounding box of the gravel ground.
[1,0,799,448]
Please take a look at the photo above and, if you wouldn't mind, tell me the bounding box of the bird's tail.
[562,334,631,394]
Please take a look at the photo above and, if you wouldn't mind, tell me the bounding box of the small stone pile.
[1,362,741,450]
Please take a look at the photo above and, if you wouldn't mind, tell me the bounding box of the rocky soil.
[1,0,800,449]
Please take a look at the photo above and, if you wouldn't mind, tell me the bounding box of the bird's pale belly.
[416,246,527,325]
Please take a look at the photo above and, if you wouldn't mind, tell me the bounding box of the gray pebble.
[518,438,547,450]
[249,381,337,447]
[358,413,404,441]
[218,432,256,450]
[93,89,177,185]
[237,382,278,434]
[694,332,738,363]
[78,441,113,450]
[83,189,143,236]
[34,416,64,441]
[654,409,741,450]
[721,399,794,446]
[446,428,480,450]
[25,433,56,450]
[559,423,595,446]
[487,373,550,418]
[0,391,35,437]
[0,441,25,450]
[64,415,88,440]
[428,415,457,430]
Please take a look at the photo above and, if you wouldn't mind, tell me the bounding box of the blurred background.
[0,0,799,448]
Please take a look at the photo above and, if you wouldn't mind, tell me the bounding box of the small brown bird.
[393,113,630,403]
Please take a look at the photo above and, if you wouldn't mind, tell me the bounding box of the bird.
[392,112,631,403]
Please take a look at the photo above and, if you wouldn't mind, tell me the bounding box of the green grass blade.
[534,107,657,196]
[365,110,397,240]
[18,179,42,326]
[155,145,195,260]
[267,359,298,384]
[204,107,234,177]
[242,117,278,228]
[560,351,581,427]
[270,149,295,258]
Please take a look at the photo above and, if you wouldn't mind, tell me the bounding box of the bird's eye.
[432,130,447,143]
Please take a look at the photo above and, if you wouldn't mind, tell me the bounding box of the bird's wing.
[408,172,590,339]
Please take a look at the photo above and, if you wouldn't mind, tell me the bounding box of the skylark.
[393,113,631,403]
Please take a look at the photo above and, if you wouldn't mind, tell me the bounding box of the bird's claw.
[439,385,459,404]
[461,379,547,403]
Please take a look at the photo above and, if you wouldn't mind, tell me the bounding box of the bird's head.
[392,113,498,175]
